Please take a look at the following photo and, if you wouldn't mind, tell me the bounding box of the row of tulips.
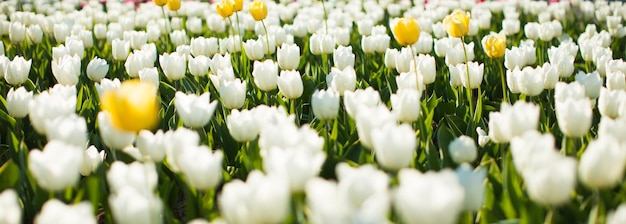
[0,0,626,223]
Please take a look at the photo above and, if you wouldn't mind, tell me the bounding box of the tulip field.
[2,0,626,223]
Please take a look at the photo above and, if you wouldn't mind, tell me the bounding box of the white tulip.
[277,70,303,99]
[4,56,32,86]
[6,86,33,118]
[51,54,81,85]
[252,60,279,91]
[390,88,421,123]
[34,200,95,224]
[175,92,218,129]
[220,78,246,109]
[371,123,416,170]
[0,189,20,224]
[178,146,223,190]
[86,57,109,81]
[449,135,478,164]
[28,141,83,192]
[311,89,340,120]
[456,164,487,211]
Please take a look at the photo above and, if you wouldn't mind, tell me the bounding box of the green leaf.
[0,160,19,191]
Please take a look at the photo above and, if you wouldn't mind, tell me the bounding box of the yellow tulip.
[217,1,234,19]
[153,0,167,6]
[392,18,420,46]
[249,1,268,22]
[482,32,506,58]
[167,0,181,11]
[231,0,243,12]
[443,10,470,38]
[100,80,160,132]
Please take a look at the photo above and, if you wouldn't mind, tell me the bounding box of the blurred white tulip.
[390,88,421,123]
[327,66,356,96]
[28,140,83,192]
[177,146,223,190]
[394,169,465,224]
[97,112,136,150]
[488,101,540,143]
[6,86,32,118]
[449,135,478,164]
[333,46,354,70]
[372,123,416,170]
[456,164,486,211]
[34,200,95,224]
[579,136,626,189]
[0,189,21,224]
[311,89,340,120]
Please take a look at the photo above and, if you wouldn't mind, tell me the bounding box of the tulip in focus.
[393,18,420,46]
[277,70,303,99]
[87,57,109,81]
[4,56,32,86]
[249,0,268,21]
[80,145,105,176]
[277,43,300,70]
[100,80,159,132]
[51,54,81,85]
[444,10,471,38]
[220,78,247,109]
[175,92,218,129]
[482,32,506,58]
[216,1,234,19]
[252,60,279,91]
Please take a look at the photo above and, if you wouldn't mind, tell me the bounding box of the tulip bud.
[455,61,484,89]
[4,56,32,86]
[575,71,603,99]
[395,169,465,224]
[138,67,160,89]
[556,98,592,138]
[277,43,300,70]
[6,86,33,118]
[327,66,356,96]
[456,164,486,211]
[112,38,130,61]
[175,92,218,129]
[311,89,340,120]
[188,55,210,77]
[390,88,421,123]
[51,54,81,85]
[476,127,490,147]
[80,145,105,176]
[231,0,243,11]
[220,78,246,109]
[27,24,43,44]
[53,23,70,43]
[384,48,398,69]
[243,38,265,61]
[100,80,159,132]
[579,136,626,189]
[9,22,26,43]
[159,52,186,81]
[153,0,167,6]
[482,32,506,58]
[178,146,223,190]
[449,135,478,164]
[34,200,96,224]
[94,24,107,40]
[372,123,416,170]
[0,189,21,224]
[28,140,83,192]
[45,114,88,148]
[249,0,268,21]
[444,10,471,38]
[333,46,355,70]
[252,60,279,91]
[87,57,109,81]
[392,17,420,46]
[309,33,335,55]
[216,1,234,19]
[277,70,303,100]
[167,0,180,11]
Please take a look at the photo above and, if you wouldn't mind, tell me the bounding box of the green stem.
[261,20,271,57]
[320,0,329,33]
[461,37,474,121]
[498,58,508,103]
